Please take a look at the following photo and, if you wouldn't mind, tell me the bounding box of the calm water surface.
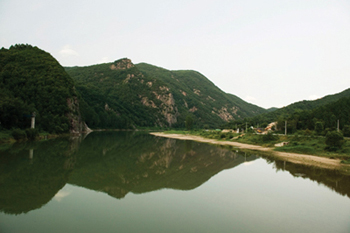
[0,132,349,233]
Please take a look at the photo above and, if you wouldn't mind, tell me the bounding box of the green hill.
[275,88,350,114]
[282,95,350,133]
[0,44,87,133]
[262,88,350,123]
[224,88,350,133]
[66,59,266,129]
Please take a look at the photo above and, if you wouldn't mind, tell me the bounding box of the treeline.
[223,96,350,136]
[0,44,77,133]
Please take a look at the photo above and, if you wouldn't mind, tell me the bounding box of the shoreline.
[150,132,350,172]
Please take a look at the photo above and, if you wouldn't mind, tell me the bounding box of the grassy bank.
[0,130,15,144]
[0,129,64,144]
[163,130,350,163]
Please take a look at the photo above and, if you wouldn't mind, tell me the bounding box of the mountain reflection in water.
[0,131,349,215]
[69,132,257,199]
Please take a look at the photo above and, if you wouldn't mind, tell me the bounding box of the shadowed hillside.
[0,44,87,133]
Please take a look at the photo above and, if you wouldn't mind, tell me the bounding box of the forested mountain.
[274,96,350,134]
[266,107,278,113]
[0,44,87,133]
[278,88,350,113]
[66,59,266,129]
[224,88,350,134]
[257,88,350,124]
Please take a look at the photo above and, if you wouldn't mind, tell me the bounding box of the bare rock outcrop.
[110,58,134,70]
[212,107,235,122]
[66,97,91,133]
[151,90,179,127]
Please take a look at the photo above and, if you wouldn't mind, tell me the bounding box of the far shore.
[150,132,350,172]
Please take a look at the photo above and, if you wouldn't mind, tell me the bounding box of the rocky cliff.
[67,97,91,133]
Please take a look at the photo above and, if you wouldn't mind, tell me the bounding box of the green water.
[0,131,349,233]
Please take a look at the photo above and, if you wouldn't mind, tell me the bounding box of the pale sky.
[1,0,350,109]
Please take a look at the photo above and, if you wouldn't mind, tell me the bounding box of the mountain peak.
[110,58,134,70]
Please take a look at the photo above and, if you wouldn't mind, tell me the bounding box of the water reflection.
[69,132,258,198]
[0,131,350,216]
[0,137,79,214]
[271,159,350,199]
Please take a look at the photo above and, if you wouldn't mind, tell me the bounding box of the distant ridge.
[223,87,350,131]
[281,88,350,112]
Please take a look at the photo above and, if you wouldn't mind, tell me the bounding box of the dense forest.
[66,60,266,129]
[0,44,84,134]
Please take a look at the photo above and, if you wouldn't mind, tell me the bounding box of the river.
[0,131,349,233]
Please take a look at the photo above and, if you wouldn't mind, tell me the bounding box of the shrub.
[291,134,302,142]
[341,159,350,164]
[11,129,27,140]
[25,128,39,140]
[315,122,323,135]
[262,132,278,142]
[304,129,311,136]
[185,115,194,131]
[227,133,234,139]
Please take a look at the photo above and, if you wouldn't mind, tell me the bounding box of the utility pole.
[246,122,247,133]
[29,149,33,159]
[31,112,36,129]
[29,149,34,164]
[337,120,339,132]
[285,120,287,135]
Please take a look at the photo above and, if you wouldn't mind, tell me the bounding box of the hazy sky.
[1,0,350,109]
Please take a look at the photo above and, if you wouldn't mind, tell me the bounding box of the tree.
[342,125,350,137]
[315,121,324,135]
[262,132,278,142]
[325,131,344,151]
[185,115,194,130]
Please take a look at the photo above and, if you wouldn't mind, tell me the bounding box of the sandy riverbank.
[150,132,350,172]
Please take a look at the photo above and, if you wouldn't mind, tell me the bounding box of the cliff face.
[66,97,91,133]
[148,87,179,126]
